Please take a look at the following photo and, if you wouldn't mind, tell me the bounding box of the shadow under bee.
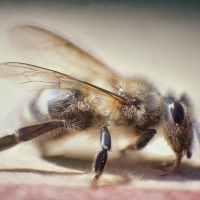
[42,154,200,182]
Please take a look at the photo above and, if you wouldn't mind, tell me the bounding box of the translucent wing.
[0,62,124,102]
[9,24,117,87]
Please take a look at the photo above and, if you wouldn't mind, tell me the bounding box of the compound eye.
[169,101,185,125]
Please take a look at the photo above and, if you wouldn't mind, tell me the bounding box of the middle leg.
[92,126,112,181]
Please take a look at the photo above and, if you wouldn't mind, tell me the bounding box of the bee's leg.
[93,149,108,181]
[120,129,157,153]
[149,152,182,176]
[92,126,111,181]
[0,121,65,151]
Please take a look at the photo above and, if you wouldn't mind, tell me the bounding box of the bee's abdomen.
[47,89,95,130]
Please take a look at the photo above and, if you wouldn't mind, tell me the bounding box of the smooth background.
[0,0,200,199]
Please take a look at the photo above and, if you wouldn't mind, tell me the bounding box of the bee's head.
[164,94,194,159]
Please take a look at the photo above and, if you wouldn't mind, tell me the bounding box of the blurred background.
[0,0,200,194]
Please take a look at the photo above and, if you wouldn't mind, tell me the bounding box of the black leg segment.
[92,126,112,180]
[100,126,111,151]
[120,128,156,153]
[17,121,65,141]
[0,121,65,151]
[93,149,108,180]
[0,134,20,151]
[134,129,156,150]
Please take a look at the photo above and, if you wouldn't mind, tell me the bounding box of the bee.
[0,24,198,180]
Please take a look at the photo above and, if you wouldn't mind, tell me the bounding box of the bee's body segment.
[46,89,96,131]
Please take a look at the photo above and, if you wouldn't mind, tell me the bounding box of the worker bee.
[0,24,198,180]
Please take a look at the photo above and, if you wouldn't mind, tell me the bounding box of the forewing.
[0,62,123,102]
[10,24,116,87]
[0,62,59,91]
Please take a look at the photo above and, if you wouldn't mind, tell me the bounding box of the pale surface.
[0,1,200,199]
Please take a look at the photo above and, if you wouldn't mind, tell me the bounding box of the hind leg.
[0,121,65,151]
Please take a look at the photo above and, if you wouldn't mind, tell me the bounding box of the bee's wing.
[9,24,116,86]
[0,62,124,103]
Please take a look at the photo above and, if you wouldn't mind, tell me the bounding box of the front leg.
[0,121,65,151]
[149,151,182,175]
[120,129,157,152]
